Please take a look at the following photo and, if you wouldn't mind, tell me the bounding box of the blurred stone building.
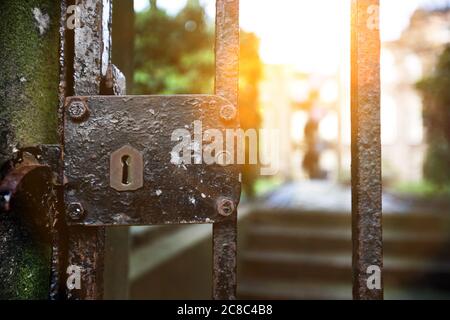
[259,65,341,181]
[379,7,450,183]
[254,6,450,184]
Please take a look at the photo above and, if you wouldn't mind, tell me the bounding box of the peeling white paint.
[101,0,111,76]
[32,8,50,36]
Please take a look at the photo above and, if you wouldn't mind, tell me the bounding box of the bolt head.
[216,197,235,217]
[219,104,237,122]
[68,100,89,122]
[67,202,85,221]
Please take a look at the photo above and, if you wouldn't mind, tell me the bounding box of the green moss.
[0,213,52,300]
[13,243,51,299]
[0,0,59,159]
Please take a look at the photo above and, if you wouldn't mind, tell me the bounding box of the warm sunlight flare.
[134,0,441,73]
[2,0,450,302]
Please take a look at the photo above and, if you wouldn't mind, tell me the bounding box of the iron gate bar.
[53,0,67,300]
[213,0,240,300]
[65,0,113,300]
[351,0,383,300]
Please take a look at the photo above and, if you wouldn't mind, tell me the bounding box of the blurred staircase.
[238,209,450,300]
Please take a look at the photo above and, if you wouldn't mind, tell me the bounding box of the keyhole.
[110,146,143,191]
[121,155,131,185]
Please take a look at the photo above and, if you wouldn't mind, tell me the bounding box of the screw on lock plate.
[67,100,89,122]
[67,202,85,221]
[216,197,235,217]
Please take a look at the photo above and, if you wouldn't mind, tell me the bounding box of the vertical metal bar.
[215,0,239,106]
[73,0,111,96]
[213,0,239,300]
[102,1,135,300]
[351,0,383,300]
[50,0,69,300]
[66,228,106,299]
[212,219,237,300]
[66,0,112,300]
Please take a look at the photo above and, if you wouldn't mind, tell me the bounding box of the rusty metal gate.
[0,0,382,300]
[61,0,240,300]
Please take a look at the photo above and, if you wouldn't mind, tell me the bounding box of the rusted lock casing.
[64,95,241,226]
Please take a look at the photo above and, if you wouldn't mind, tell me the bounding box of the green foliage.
[417,45,450,187]
[239,32,262,131]
[239,32,263,198]
[134,1,214,94]
[393,180,450,197]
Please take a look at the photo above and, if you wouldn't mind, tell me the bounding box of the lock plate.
[64,95,241,226]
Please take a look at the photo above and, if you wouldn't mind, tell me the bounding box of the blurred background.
[107,0,450,299]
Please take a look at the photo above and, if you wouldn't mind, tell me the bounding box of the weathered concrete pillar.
[0,1,60,299]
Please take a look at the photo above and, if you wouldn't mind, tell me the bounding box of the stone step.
[248,209,450,233]
[238,279,351,300]
[239,207,450,299]
[238,279,450,300]
[245,225,449,259]
[240,250,450,290]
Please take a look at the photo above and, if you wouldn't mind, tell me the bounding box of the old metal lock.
[64,95,241,226]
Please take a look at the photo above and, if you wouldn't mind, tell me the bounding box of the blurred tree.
[134,0,214,94]
[134,2,262,197]
[239,31,262,198]
[417,45,450,187]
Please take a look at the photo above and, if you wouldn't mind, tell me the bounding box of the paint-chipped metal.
[65,0,113,300]
[104,64,126,96]
[0,145,64,300]
[212,0,240,300]
[351,0,383,300]
[64,95,240,226]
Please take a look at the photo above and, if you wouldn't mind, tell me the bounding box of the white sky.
[134,0,448,73]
